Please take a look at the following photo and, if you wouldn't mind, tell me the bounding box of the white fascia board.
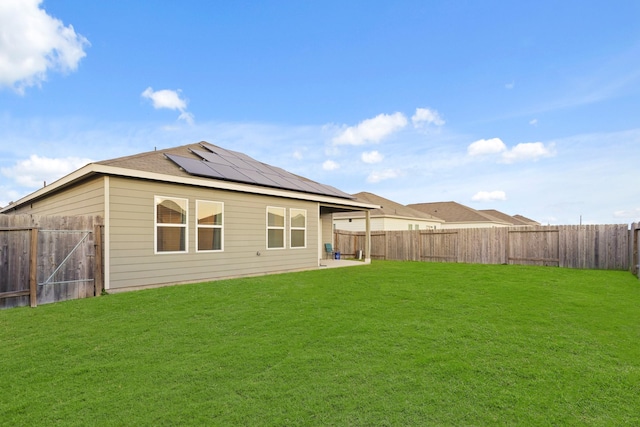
[1,163,379,212]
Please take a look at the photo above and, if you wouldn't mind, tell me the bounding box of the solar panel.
[207,163,259,183]
[166,144,354,199]
[236,168,281,187]
[263,173,307,191]
[165,154,224,178]
[190,150,236,167]
[215,154,254,170]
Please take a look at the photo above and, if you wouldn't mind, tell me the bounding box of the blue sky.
[1,0,639,224]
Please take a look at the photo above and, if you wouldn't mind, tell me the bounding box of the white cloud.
[505,82,515,90]
[613,208,640,219]
[411,108,445,127]
[178,111,195,125]
[361,150,383,164]
[529,119,538,126]
[322,160,339,171]
[0,0,89,93]
[367,169,400,183]
[468,138,555,163]
[333,112,407,145]
[501,142,555,163]
[472,190,507,202]
[292,150,303,160]
[1,155,92,188]
[0,186,21,208]
[468,138,507,156]
[142,87,187,110]
[141,87,195,124]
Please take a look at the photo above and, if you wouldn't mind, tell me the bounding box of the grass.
[1,261,639,426]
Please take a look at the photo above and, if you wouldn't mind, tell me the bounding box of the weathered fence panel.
[421,231,458,262]
[509,228,559,266]
[335,224,632,272]
[0,215,103,309]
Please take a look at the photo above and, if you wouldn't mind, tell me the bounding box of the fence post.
[632,222,639,278]
[94,225,103,296]
[29,228,38,307]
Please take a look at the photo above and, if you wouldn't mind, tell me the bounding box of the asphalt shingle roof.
[334,192,444,221]
[407,201,512,225]
[98,141,353,199]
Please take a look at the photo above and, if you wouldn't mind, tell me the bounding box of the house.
[1,142,379,292]
[407,201,513,229]
[333,192,444,231]
[478,209,536,226]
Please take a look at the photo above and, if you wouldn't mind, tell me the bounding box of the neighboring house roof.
[334,192,444,222]
[513,214,540,225]
[478,209,532,226]
[407,201,512,226]
[1,142,378,213]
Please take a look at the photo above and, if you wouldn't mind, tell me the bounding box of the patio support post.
[365,210,371,263]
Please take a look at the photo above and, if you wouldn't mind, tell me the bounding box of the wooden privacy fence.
[335,224,636,272]
[0,215,103,309]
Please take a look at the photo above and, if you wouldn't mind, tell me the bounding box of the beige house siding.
[107,177,320,290]
[7,177,104,216]
[319,211,334,258]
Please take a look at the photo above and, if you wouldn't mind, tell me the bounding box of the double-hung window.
[267,206,285,249]
[290,209,306,248]
[155,196,188,253]
[197,200,223,252]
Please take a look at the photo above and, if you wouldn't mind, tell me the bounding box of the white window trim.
[196,200,224,253]
[154,195,188,254]
[290,208,307,249]
[266,206,286,250]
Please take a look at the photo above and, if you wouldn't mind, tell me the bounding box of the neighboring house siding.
[333,217,380,232]
[7,177,104,216]
[107,177,319,290]
[380,217,439,230]
[440,221,510,229]
[334,217,439,232]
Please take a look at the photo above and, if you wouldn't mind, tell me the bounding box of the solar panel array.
[165,143,353,199]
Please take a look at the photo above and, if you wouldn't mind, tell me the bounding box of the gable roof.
[334,192,444,222]
[478,209,532,226]
[513,214,540,225]
[100,141,353,199]
[407,201,512,225]
[2,142,377,213]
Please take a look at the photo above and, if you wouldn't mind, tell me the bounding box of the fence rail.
[0,215,103,309]
[335,224,636,273]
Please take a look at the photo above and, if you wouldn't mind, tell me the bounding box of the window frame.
[196,200,224,253]
[289,208,307,249]
[154,196,188,254]
[266,206,286,250]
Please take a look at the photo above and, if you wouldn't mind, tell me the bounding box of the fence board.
[335,224,632,272]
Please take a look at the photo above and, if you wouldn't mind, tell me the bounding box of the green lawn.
[1,261,639,426]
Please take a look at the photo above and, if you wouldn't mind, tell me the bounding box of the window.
[408,224,413,230]
[415,224,419,230]
[290,209,306,248]
[197,200,223,252]
[155,196,187,253]
[267,206,285,249]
